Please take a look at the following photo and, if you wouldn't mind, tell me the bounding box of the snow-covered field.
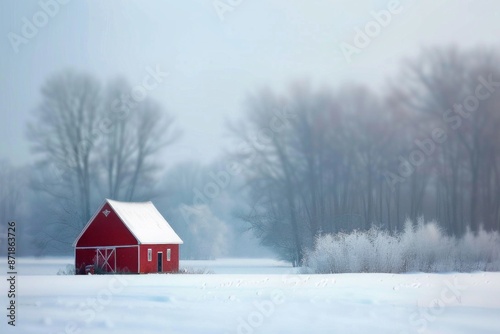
[2,258,500,333]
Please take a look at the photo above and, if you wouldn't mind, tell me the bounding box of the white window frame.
[167,248,171,261]
[147,248,152,262]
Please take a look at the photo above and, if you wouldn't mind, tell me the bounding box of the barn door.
[95,248,116,273]
[157,252,163,272]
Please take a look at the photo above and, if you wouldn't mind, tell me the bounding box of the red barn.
[73,199,183,274]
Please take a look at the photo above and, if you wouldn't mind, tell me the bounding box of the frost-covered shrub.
[57,264,75,275]
[303,219,500,273]
[176,267,214,274]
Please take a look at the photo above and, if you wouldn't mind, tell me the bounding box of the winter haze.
[2,1,500,334]
[2,1,499,165]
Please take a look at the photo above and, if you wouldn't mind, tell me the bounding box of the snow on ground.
[2,258,500,334]
[14,257,296,275]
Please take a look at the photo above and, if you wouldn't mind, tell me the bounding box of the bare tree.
[27,70,179,252]
[0,160,24,225]
[28,70,101,226]
[228,87,307,265]
[125,99,178,200]
[99,79,179,201]
[391,47,500,233]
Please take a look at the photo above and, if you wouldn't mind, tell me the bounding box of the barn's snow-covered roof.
[106,199,183,244]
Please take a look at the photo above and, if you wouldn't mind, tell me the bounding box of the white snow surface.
[2,257,500,334]
[104,199,183,244]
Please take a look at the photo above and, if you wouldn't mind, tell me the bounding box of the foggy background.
[1,0,500,260]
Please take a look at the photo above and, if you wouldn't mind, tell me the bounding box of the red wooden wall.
[115,247,139,273]
[76,203,137,247]
[139,244,179,273]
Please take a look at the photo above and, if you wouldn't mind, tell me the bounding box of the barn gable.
[74,202,138,247]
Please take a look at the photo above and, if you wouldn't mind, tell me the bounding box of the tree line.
[231,47,500,265]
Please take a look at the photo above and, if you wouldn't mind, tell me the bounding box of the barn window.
[147,248,152,261]
[167,248,171,261]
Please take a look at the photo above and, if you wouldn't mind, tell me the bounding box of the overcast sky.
[1,0,499,167]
